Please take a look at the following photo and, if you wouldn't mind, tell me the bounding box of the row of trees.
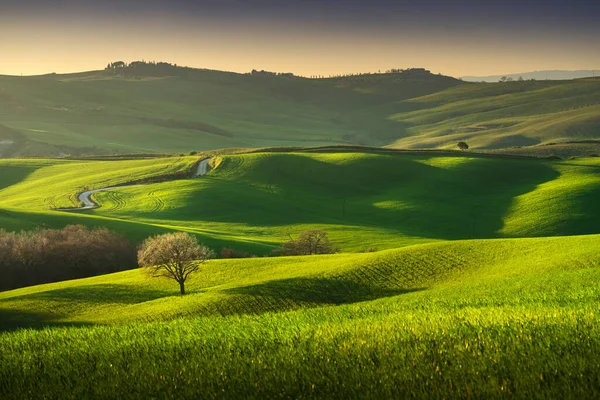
[0,226,338,294]
[310,68,433,79]
[250,69,295,78]
[104,61,435,80]
[499,76,536,82]
[0,225,136,291]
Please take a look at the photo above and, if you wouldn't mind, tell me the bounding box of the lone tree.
[276,230,338,256]
[138,232,213,295]
[457,141,469,150]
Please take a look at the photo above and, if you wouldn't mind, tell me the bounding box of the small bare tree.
[138,232,213,295]
[275,230,338,256]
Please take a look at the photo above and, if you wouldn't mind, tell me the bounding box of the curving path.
[58,158,212,212]
[195,158,211,176]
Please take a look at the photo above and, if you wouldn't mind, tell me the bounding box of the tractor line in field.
[57,158,211,212]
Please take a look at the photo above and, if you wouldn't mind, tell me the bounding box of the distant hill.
[462,70,599,82]
[0,63,462,157]
[387,78,600,149]
[1,62,600,156]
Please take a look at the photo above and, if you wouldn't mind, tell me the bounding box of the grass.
[1,149,600,397]
[1,234,599,397]
[0,70,460,157]
[1,69,599,157]
[1,151,600,253]
[387,79,600,149]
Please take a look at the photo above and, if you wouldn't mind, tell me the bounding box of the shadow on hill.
[0,284,171,331]
[0,308,93,332]
[551,185,600,236]
[2,284,170,305]
[0,165,39,191]
[224,276,422,309]
[135,153,564,241]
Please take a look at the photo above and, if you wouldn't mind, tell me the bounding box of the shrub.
[274,230,338,256]
[220,247,255,259]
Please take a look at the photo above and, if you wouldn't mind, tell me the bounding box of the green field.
[1,151,599,252]
[1,234,599,397]
[1,150,600,397]
[1,66,600,157]
[389,78,600,149]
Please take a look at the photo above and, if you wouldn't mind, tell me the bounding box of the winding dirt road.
[195,158,210,176]
[58,158,211,212]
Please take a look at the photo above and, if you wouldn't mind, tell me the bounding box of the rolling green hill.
[388,78,600,149]
[1,151,600,253]
[2,149,600,397]
[0,67,460,157]
[1,234,599,397]
[1,64,599,157]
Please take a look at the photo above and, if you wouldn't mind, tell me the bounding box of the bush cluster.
[273,230,338,256]
[220,247,256,259]
[0,225,136,291]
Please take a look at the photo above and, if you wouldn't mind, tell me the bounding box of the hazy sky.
[1,0,599,77]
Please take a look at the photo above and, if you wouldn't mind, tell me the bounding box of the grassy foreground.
[1,150,599,397]
[1,234,599,398]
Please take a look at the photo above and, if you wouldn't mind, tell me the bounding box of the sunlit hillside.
[1,151,599,253]
[2,233,599,397]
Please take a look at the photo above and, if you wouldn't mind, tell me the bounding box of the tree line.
[0,225,136,292]
[0,226,338,293]
[103,61,437,80]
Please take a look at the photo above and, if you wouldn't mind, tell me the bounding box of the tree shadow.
[0,164,39,191]
[225,276,422,307]
[0,308,94,332]
[0,284,170,305]
[0,284,173,332]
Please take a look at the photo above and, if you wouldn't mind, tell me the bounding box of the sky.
[1,0,599,77]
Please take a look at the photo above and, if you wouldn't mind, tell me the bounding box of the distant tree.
[518,76,524,81]
[500,76,507,82]
[457,141,469,150]
[138,232,214,295]
[275,230,338,256]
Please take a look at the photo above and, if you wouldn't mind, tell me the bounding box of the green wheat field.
[1,69,600,398]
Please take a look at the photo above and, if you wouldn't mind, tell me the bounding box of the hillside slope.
[1,152,599,253]
[0,68,461,156]
[1,234,599,397]
[1,233,598,329]
[2,65,600,156]
[388,78,600,149]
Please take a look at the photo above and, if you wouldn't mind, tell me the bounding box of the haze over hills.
[462,70,599,82]
[1,62,600,157]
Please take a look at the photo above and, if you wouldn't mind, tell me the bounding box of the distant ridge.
[462,70,598,82]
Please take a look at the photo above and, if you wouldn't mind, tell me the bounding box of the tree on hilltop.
[138,232,214,295]
[457,141,469,150]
